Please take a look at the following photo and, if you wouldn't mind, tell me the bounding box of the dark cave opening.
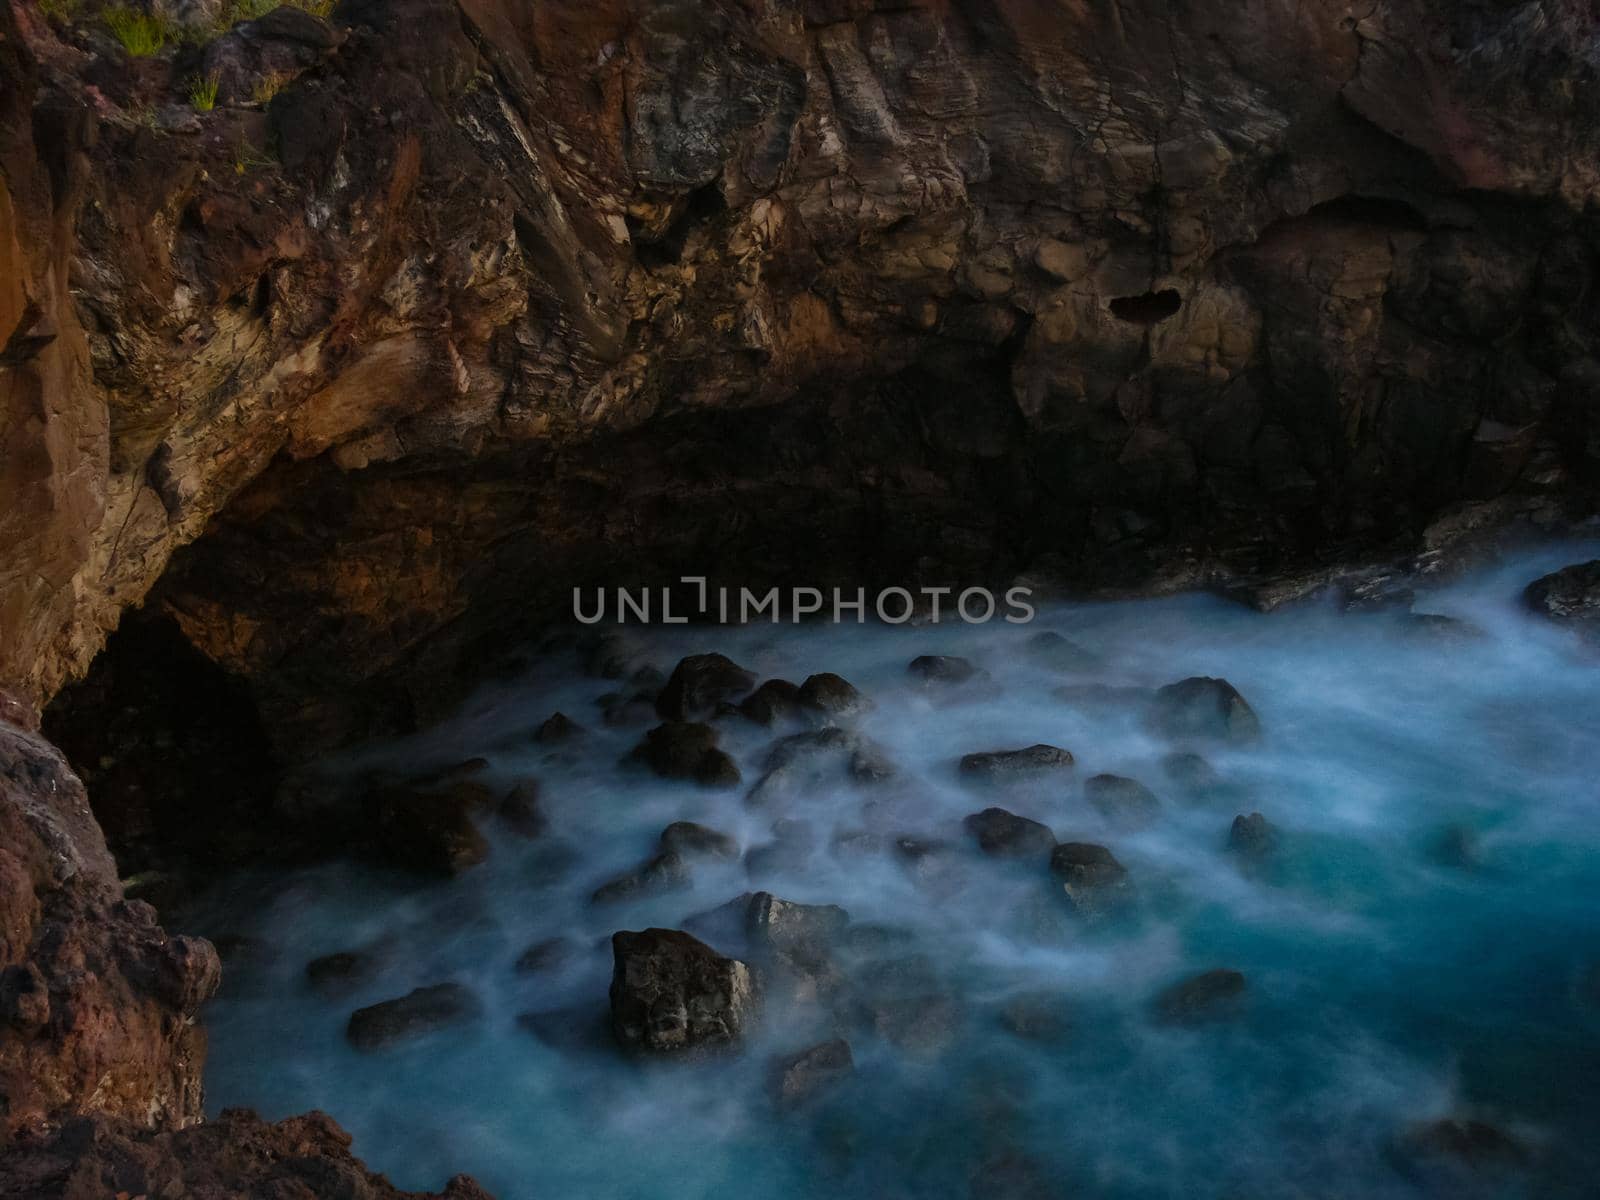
[1109,289,1183,324]
[42,612,283,905]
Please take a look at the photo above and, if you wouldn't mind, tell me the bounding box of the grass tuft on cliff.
[103,5,174,55]
[188,70,221,112]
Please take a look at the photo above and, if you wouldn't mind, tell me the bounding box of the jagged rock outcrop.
[1,0,1598,783]
[0,702,219,1141]
[0,1108,493,1199]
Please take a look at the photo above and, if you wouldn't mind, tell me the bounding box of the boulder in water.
[738,679,804,726]
[1227,812,1277,859]
[1049,842,1130,915]
[497,780,546,838]
[1161,751,1219,791]
[513,937,575,975]
[659,820,739,860]
[907,654,981,684]
[958,744,1075,781]
[366,763,494,876]
[590,850,691,905]
[1025,630,1099,672]
[962,808,1057,859]
[346,983,481,1051]
[628,722,741,787]
[797,672,869,719]
[1523,559,1600,643]
[533,712,585,743]
[996,990,1073,1043]
[849,955,961,1055]
[1388,1118,1530,1189]
[657,653,758,720]
[767,1038,854,1108]
[1151,968,1246,1025]
[1148,677,1261,743]
[305,949,382,996]
[609,928,758,1053]
[1084,774,1161,830]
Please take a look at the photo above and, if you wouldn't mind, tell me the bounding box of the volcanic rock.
[609,928,758,1054]
[346,983,482,1051]
[962,808,1057,860]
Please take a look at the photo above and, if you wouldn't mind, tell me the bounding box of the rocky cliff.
[3,0,1600,1186]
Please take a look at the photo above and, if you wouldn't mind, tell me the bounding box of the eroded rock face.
[2,0,1599,770]
[0,1109,494,1199]
[0,715,219,1138]
[1524,559,1600,642]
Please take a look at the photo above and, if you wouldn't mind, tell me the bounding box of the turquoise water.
[193,543,1600,1199]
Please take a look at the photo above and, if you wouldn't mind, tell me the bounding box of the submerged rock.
[1388,1118,1530,1189]
[908,654,982,684]
[590,850,691,905]
[1161,751,1219,791]
[797,672,868,719]
[738,679,804,726]
[305,949,382,996]
[1523,559,1600,643]
[1084,774,1162,830]
[659,820,739,860]
[959,744,1075,781]
[849,955,961,1055]
[628,722,741,787]
[657,653,758,720]
[1227,812,1277,859]
[366,764,494,876]
[533,711,585,743]
[346,983,481,1051]
[1148,677,1261,743]
[1025,630,1099,672]
[497,780,546,838]
[996,990,1073,1043]
[514,937,575,976]
[767,1038,854,1108]
[962,808,1057,860]
[609,928,758,1054]
[1049,842,1130,916]
[1151,968,1247,1025]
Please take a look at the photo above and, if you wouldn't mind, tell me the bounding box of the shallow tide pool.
[191,543,1600,1199]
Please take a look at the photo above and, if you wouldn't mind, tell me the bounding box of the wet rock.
[657,653,758,720]
[959,744,1075,781]
[1523,559,1600,643]
[893,836,967,893]
[1227,812,1277,858]
[1397,612,1487,643]
[659,820,738,860]
[533,711,584,743]
[305,949,381,996]
[908,655,984,685]
[996,990,1072,1043]
[1148,677,1261,743]
[968,1150,1062,1200]
[590,850,691,905]
[962,808,1057,859]
[748,728,895,804]
[513,937,575,975]
[346,983,481,1051]
[1388,1118,1530,1189]
[797,672,868,719]
[1151,968,1247,1025]
[738,679,803,726]
[367,765,494,876]
[850,955,961,1055]
[1049,842,1131,916]
[601,687,661,727]
[1084,774,1162,830]
[609,928,758,1054]
[497,780,546,838]
[768,1038,854,1108]
[1025,630,1099,672]
[1160,751,1219,791]
[628,722,741,787]
[744,824,815,876]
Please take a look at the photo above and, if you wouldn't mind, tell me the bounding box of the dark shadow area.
[1109,289,1183,324]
